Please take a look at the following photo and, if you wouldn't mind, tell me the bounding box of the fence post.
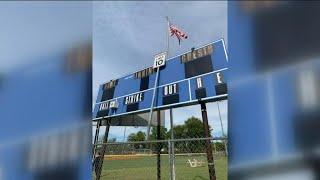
[199,101,216,180]
[168,140,172,180]
[213,140,217,154]
[217,101,228,156]
[157,110,161,180]
[169,108,176,180]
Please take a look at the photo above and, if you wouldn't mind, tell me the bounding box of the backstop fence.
[93,137,227,180]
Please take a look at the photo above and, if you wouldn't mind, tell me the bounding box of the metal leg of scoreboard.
[157,110,161,180]
[92,120,101,173]
[93,120,101,161]
[199,101,216,180]
[95,119,110,180]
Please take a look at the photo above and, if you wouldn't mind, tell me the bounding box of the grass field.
[97,154,227,180]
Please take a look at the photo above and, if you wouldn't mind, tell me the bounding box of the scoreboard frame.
[93,38,228,121]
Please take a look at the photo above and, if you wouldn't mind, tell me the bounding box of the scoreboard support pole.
[157,110,162,180]
[95,119,110,180]
[93,120,101,161]
[199,101,216,180]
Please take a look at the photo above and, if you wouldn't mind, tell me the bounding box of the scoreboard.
[93,39,228,120]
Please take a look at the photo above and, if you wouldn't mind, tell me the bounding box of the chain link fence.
[93,137,227,180]
[93,102,228,179]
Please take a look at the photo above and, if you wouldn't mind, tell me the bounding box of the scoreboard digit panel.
[93,39,228,120]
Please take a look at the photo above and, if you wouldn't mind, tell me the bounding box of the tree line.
[127,116,226,153]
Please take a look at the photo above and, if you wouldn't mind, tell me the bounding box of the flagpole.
[166,16,176,180]
[146,17,171,140]
[146,69,160,140]
[166,16,170,57]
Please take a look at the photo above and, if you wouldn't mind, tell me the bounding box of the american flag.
[169,24,188,45]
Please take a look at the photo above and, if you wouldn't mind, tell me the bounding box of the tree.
[150,126,168,140]
[171,116,211,139]
[170,117,212,153]
[127,131,145,142]
[184,116,209,138]
[136,131,146,141]
[127,131,146,149]
[149,126,168,152]
[109,138,116,143]
[169,124,185,139]
[214,141,225,152]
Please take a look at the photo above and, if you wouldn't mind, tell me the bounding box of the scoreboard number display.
[153,52,167,68]
[215,72,224,84]
[93,39,228,119]
[163,84,178,96]
[196,77,203,89]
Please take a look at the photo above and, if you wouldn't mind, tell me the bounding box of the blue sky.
[93,1,227,141]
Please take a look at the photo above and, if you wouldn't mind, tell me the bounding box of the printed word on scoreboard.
[93,39,228,120]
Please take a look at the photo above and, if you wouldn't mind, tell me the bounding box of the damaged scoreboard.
[93,39,228,120]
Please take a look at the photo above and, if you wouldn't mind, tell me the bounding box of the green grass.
[98,154,227,180]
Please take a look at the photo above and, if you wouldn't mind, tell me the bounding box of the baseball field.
[97,154,227,180]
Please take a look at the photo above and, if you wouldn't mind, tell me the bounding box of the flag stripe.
[169,24,188,45]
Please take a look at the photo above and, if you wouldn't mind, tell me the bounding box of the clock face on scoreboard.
[93,39,228,120]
